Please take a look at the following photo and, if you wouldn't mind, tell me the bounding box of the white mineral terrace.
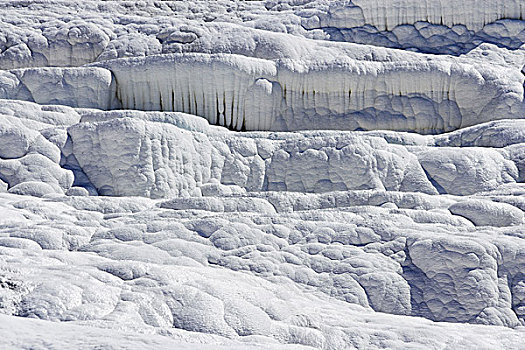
[0,1,524,349]
[351,0,525,31]
[105,52,524,133]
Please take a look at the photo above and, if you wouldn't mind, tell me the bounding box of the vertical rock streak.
[352,0,525,31]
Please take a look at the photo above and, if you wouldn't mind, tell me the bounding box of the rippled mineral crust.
[0,1,525,349]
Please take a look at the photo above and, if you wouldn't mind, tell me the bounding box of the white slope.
[0,314,309,350]
[1,101,525,328]
[0,190,524,349]
[0,0,524,349]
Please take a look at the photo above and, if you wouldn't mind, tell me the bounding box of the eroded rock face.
[0,1,524,349]
[2,101,525,335]
[418,147,518,195]
[68,113,440,198]
[98,52,524,133]
[449,199,524,227]
[0,101,79,196]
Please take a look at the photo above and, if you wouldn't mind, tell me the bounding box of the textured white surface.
[0,1,525,349]
[331,0,525,31]
[100,51,524,133]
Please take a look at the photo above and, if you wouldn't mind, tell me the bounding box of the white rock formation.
[68,110,439,197]
[98,52,524,133]
[3,48,519,134]
[0,68,115,109]
[0,1,524,349]
[317,0,525,32]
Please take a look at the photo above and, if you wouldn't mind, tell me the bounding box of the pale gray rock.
[0,0,524,348]
[506,144,525,182]
[449,199,524,227]
[66,187,90,197]
[7,181,56,198]
[418,147,518,195]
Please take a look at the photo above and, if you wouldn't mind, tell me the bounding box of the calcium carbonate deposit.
[0,1,524,349]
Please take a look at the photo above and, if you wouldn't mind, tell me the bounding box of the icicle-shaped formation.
[104,53,524,134]
[351,0,525,31]
[275,59,523,133]
[107,54,278,131]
